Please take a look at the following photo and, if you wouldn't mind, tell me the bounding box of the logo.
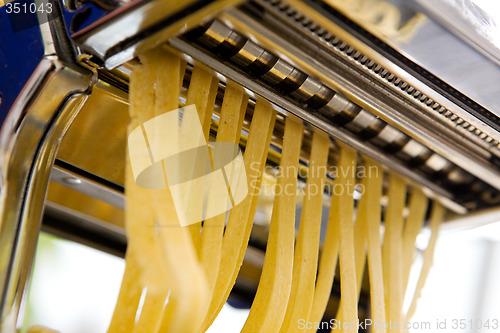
[128,105,248,227]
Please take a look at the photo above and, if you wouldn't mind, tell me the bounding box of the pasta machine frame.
[1,0,500,331]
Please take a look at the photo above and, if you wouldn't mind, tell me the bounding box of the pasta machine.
[1,0,500,331]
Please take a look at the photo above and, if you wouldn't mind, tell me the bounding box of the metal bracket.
[0,1,96,330]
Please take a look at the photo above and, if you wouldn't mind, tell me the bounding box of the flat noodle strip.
[186,66,220,138]
[402,190,428,293]
[128,49,187,333]
[279,132,330,333]
[108,51,169,333]
[352,205,368,298]
[331,144,358,333]
[133,49,210,333]
[200,82,248,291]
[405,201,444,320]
[306,168,342,332]
[363,158,386,333]
[107,253,143,332]
[208,105,277,324]
[203,100,277,330]
[382,175,406,333]
[241,116,303,333]
[155,198,210,333]
[185,65,220,252]
[334,155,371,330]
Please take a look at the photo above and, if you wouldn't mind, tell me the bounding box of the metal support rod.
[0,2,95,328]
[0,59,93,332]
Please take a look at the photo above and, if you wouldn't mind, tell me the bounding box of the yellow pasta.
[332,144,358,333]
[102,45,448,333]
[200,82,248,292]
[129,49,184,333]
[132,291,166,333]
[406,201,444,320]
[279,131,330,333]
[185,65,220,253]
[108,49,169,333]
[363,158,386,333]
[108,48,210,333]
[241,116,303,333]
[382,174,406,332]
[333,155,370,330]
[402,190,428,293]
[306,157,344,333]
[146,50,210,333]
[107,254,145,332]
[202,99,276,329]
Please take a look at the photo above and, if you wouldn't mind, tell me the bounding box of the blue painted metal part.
[0,2,44,127]
[0,0,110,129]
[62,2,111,35]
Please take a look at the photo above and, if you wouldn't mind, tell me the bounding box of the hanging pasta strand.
[140,49,211,333]
[306,159,343,333]
[402,190,428,293]
[184,65,220,252]
[202,99,277,330]
[241,116,303,333]
[107,251,144,332]
[333,157,371,331]
[108,49,170,333]
[131,49,189,333]
[112,48,211,333]
[330,144,358,333]
[154,194,210,333]
[133,290,167,333]
[382,174,407,333]
[362,158,386,333]
[279,131,330,333]
[186,66,220,138]
[200,81,248,291]
[352,187,369,298]
[405,201,445,320]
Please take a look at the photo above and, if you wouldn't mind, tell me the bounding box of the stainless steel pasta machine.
[1,0,499,331]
